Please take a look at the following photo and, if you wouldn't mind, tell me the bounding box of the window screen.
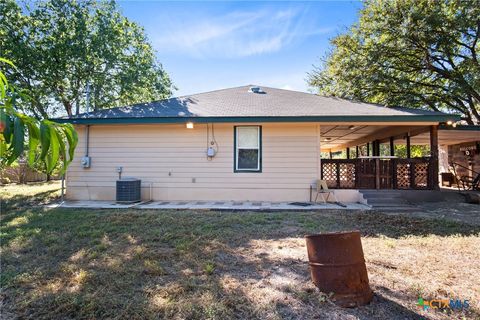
[235,126,261,172]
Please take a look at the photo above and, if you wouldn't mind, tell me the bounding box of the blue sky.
[118,1,362,96]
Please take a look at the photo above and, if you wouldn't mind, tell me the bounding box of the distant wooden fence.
[1,162,60,184]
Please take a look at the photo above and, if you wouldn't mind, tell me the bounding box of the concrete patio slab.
[51,200,371,211]
[47,200,139,209]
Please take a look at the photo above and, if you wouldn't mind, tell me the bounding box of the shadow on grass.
[1,188,60,213]
[1,208,479,319]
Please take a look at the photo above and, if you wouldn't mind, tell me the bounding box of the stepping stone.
[214,202,224,205]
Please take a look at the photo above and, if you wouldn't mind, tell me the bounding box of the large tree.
[308,0,480,124]
[0,0,174,118]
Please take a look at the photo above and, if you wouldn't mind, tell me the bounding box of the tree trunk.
[63,100,73,118]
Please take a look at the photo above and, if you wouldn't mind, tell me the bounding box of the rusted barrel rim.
[309,261,366,267]
[305,230,360,239]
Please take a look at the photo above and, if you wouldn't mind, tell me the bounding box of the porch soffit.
[411,130,480,146]
[320,125,431,152]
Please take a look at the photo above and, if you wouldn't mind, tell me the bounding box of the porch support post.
[390,136,396,189]
[367,143,370,156]
[375,158,380,189]
[406,134,411,159]
[430,125,439,189]
[371,140,380,156]
[374,140,380,188]
[390,137,395,156]
[316,124,321,181]
[356,146,359,158]
[346,147,350,159]
[329,150,333,159]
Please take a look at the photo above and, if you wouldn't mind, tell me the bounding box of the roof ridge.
[171,84,253,100]
[251,86,397,109]
[131,84,255,107]
[74,85,256,117]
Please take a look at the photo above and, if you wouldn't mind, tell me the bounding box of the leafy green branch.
[1,58,78,174]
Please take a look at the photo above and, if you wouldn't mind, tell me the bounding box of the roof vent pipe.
[249,86,265,94]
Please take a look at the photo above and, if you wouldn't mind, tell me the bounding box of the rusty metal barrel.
[305,231,373,307]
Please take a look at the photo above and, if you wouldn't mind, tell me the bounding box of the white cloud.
[152,7,333,59]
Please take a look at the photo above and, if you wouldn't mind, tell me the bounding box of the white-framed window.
[234,126,262,172]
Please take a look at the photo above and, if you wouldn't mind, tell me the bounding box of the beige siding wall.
[66,123,322,201]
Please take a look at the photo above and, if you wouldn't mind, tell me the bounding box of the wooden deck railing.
[320,157,435,190]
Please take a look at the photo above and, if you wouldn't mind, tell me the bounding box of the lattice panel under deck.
[322,163,337,188]
[339,163,356,188]
[414,163,429,188]
[396,163,411,189]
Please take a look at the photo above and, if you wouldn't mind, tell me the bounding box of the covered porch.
[319,124,442,190]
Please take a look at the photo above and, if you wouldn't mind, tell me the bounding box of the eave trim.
[52,114,461,125]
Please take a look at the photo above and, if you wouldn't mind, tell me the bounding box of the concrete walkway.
[52,200,371,211]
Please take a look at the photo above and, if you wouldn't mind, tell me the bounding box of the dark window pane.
[238,149,259,170]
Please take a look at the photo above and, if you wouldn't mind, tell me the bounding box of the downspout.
[80,83,91,203]
[85,125,90,157]
[85,82,91,157]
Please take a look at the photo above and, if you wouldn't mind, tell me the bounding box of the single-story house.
[53,85,462,202]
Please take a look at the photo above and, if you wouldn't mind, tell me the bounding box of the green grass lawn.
[1,182,479,319]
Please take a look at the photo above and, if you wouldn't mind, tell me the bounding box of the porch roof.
[321,125,479,152]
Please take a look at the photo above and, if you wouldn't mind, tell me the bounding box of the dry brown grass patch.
[1,183,479,319]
